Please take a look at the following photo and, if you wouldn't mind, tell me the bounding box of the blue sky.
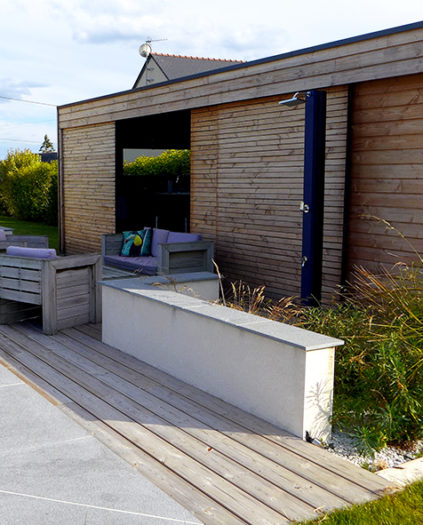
[0,0,422,159]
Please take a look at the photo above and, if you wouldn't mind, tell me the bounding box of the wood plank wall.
[322,88,350,301]
[62,123,115,254]
[191,87,348,300]
[58,26,423,130]
[347,73,423,275]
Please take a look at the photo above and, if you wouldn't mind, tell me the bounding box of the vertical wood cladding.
[191,88,348,300]
[347,73,423,275]
[62,123,115,254]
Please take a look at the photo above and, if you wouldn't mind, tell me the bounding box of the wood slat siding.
[191,87,348,300]
[322,88,349,302]
[62,123,115,253]
[58,26,423,130]
[347,73,423,275]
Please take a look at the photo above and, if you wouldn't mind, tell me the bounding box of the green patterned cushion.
[120,228,152,257]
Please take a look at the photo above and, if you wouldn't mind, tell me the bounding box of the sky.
[0,0,422,159]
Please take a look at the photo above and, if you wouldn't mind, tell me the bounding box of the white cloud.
[0,0,422,158]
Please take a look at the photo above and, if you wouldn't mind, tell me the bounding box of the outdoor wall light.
[278,91,309,107]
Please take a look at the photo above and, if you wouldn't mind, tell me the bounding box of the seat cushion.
[167,232,202,243]
[6,246,57,259]
[151,229,169,257]
[104,255,158,274]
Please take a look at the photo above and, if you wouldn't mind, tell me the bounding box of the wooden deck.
[0,322,396,524]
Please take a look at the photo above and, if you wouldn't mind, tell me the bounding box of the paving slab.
[0,364,24,386]
[0,365,201,525]
[378,458,423,487]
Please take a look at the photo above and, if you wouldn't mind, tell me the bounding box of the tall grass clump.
[221,221,423,453]
[327,263,423,452]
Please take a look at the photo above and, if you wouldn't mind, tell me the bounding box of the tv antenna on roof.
[139,37,168,58]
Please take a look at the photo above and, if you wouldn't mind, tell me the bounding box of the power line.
[0,138,44,145]
[0,95,56,107]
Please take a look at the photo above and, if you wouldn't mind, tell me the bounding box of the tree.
[0,149,58,224]
[39,134,55,153]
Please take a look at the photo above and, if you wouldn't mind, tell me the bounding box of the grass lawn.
[298,479,423,525]
[0,215,59,253]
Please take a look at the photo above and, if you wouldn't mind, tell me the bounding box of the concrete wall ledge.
[102,277,343,352]
[101,276,343,440]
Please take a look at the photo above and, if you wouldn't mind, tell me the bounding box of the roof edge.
[59,20,423,110]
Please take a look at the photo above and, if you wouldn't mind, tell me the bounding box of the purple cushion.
[6,246,57,259]
[167,232,201,243]
[104,255,158,275]
[151,229,169,257]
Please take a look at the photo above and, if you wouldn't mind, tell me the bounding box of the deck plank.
[69,325,392,493]
[11,324,315,522]
[0,341,240,525]
[16,325,350,514]
[0,325,291,524]
[47,329,379,506]
[0,322,398,524]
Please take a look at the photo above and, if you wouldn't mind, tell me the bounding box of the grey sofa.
[102,228,214,275]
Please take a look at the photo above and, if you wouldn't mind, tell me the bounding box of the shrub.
[0,150,58,224]
[123,149,190,177]
[42,161,58,225]
[0,149,41,213]
[221,258,423,452]
[289,265,423,452]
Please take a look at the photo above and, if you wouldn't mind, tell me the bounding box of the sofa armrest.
[102,233,123,258]
[157,241,214,274]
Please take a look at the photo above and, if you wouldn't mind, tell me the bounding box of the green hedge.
[123,149,190,177]
[0,149,58,225]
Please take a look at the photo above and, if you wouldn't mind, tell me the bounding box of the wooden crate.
[0,254,102,334]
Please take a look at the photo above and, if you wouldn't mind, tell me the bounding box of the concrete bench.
[0,253,102,334]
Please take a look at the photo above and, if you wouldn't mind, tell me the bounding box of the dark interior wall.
[115,110,191,232]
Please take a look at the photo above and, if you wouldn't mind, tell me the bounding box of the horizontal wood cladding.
[347,73,423,275]
[191,88,348,300]
[321,88,349,302]
[63,123,115,254]
[58,27,423,129]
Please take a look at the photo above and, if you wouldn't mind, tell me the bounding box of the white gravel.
[324,431,423,471]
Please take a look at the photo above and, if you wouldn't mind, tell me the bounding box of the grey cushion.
[151,229,169,257]
[6,246,57,259]
[104,255,158,274]
[167,231,201,243]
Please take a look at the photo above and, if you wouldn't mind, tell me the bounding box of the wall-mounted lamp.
[278,91,309,107]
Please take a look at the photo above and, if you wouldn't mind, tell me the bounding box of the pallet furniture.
[0,226,13,235]
[0,254,101,334]
[0,235,49,251]
[102,231,214,275]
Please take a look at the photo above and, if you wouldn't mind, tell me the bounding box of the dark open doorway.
[115,110,191,232]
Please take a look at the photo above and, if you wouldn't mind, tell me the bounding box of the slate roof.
[133,53,244,88]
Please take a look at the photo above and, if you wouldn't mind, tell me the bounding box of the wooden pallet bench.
[0,254,101,335]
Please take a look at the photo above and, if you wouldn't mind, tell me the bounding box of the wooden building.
[57,21,423,302]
